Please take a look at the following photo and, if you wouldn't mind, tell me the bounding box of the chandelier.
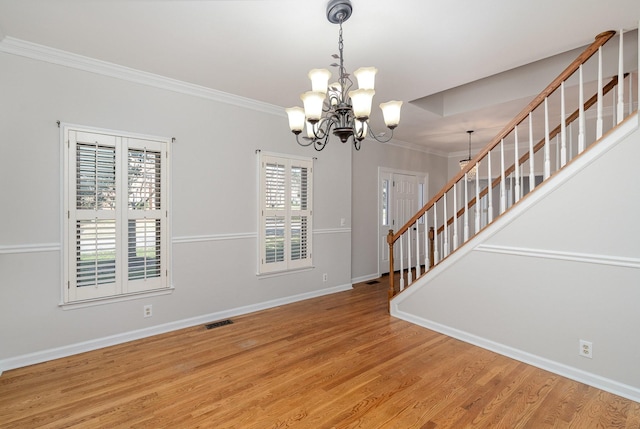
[285,0,402,151]
[459,130,478,179]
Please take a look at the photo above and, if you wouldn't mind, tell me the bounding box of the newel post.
[387,229,395,304]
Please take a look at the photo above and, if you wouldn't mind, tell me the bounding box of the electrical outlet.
[579,339,593,358]
[323,273,328,282]
[144,304,153,318]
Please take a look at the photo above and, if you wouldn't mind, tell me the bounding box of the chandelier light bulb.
[379,100,403,129]
[308,69,332,94]
[349,89,375,119]
[353,67,378,90]
[285,106,306,133]
[300,91,325,122]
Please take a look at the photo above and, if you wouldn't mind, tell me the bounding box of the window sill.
[59,286,175,310]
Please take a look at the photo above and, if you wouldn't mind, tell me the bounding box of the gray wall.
[351,142,448,281]
[0,51,353,365]
[393,119,640,399]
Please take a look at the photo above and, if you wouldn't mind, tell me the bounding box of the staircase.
[387,29,638,300]
[386,29,640,402]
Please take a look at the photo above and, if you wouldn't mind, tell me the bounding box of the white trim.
[255,266,315,279]
[0,37,284,117]
[391,309,640,403]
[59,287,175,310]
[0,243,60,254]
[173,232,256,244]
[476,244,640,269]
[0,283,352,374]
[314,228,351,235]
[0,228,352,251]
[351,273,381,284]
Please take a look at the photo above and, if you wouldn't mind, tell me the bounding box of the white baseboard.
[351,273,381,284]
[391,308,640,403]
[0,283,353,374]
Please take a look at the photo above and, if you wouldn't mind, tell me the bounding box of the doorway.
[378,168,427,275]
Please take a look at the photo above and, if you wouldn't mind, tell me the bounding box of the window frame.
[257,152,313,275]
[62,124,171,305]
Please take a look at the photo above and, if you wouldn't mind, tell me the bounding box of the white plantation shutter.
[259,154,313,274]
[289,162,310,268]
[264,160,286,266]
[64,127,169,303]
[76,219,117,288]
[126,143,165,293]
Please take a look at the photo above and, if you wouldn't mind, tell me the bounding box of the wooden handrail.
[389,30,615,243]
[435,73,624,235]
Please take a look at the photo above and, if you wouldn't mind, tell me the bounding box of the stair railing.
[387,29,639,301]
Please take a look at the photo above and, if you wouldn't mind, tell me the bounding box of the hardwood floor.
[1,278,639,428]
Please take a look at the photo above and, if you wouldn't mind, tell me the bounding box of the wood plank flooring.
[1,278,639,428]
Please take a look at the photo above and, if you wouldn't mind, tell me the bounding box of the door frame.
[377,167,428,277]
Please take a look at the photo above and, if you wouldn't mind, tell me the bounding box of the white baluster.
[514,125,520,203]
[443,193,449,257]
[452,183,458,250]
[556,135,560,172]
[487,150,493,223]
[423,211,429,269]
[520,150,525,200]
[596,46,603,139]
[529,113,535,192]
[399,235,404,291]
[500,139,506,214]
[560,81,567,167]
[618,29,625,124]
[433,201,439,264]
[415,220,420,278]
[628,72,633,116]
[474,165,480,232]
[568,122,573,162]
[578,64,585,153]
[406,228,412,285]
[613,89,617,127]
[544,97,551,179]
[463,174,469,242]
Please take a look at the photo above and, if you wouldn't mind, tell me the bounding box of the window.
[258,153,313,274]
[63,126,170,303]
[382,179,390,226]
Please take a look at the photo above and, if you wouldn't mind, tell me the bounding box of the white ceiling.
[0,0,638,154]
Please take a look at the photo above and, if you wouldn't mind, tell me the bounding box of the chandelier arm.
[367,127,394,143]
[312,118,331,140]
[295,133,314,147]
[314,138,328,151]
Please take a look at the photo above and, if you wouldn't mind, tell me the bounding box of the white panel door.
[379,172,425,274]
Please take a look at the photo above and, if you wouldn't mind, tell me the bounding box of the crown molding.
[0,36,285,117]
[1,36,450,157]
